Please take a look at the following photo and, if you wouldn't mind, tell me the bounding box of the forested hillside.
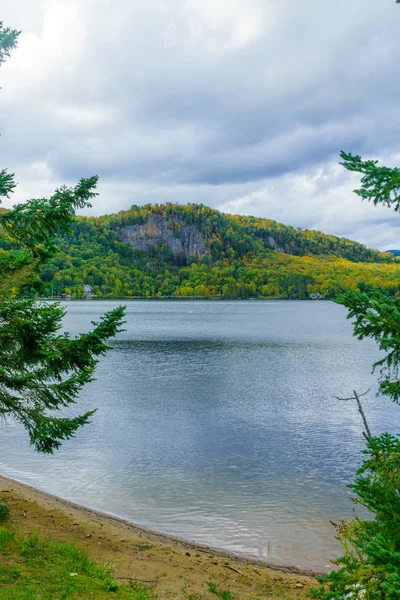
[1,203,399,299]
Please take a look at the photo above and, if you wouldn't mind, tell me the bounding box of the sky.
[0,0,400,250]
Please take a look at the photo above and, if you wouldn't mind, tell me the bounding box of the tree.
[0,24,125,453]
[312,4,400,597]
[312,434,400,599]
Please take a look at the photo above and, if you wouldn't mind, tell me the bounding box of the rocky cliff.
[119,215,210,262]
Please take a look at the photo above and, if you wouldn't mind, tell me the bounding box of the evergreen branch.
[0,169,17,199]
[0,22,20,67]
[337,291,400,402]
[340,151,400,211]
[15,407,97,454]
[0,300,125,452]
[0,20,125,454]
[0,177,99,260]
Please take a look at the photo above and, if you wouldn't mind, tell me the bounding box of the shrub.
[311,434,400,599]
[0,499,10,522]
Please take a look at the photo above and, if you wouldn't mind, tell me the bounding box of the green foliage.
[315,216,400,597]
[340,292,400,403]
[111,202,392,263]
[315,6,400,597]
[0,527,155,599]
[0,170,16,199]
[340,152,400,212]
[1,176,99,262]
[0,175,125,453]
[207,580,235,600]
[22,203,399,301]
[0,22,20,67]
[0,23,125,452]
[0,501,10,522]
[312,435,400,599]
[0,298,125,453]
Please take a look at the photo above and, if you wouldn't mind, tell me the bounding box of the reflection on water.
[0,300,397,570]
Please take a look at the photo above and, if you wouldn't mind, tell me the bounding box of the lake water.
[0,300,398,571]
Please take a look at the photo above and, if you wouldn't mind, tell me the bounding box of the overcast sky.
[1,0,400,250]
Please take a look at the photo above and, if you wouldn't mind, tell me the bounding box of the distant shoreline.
[39,296,329,302]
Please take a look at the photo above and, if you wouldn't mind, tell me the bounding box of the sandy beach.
[0,474,317,599]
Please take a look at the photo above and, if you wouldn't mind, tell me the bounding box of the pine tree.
[0,23,125,453]
[312,434,400,599]
[310,178,400,599]
[312,4,400,596]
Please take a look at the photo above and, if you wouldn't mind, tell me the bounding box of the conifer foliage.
[312,434,400,599]
[311,221,400,597]
[0,24,124,453]
[313,5,400,597]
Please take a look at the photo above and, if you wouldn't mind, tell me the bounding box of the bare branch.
[353,390,372,442]
[334,389,372,441]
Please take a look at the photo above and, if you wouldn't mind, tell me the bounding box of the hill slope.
[110,203,391,264]
[2,203,398,299]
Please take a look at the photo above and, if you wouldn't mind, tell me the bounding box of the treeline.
[102,203,392,263]
[1,203,398,300]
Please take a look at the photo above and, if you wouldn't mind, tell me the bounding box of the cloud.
[1,0,400,250]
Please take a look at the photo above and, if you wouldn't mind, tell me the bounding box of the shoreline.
[0,473,320,577]
[41,297,328,302]
[0,473,318,598]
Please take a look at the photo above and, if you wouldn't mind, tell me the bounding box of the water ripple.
[0,300,397,571]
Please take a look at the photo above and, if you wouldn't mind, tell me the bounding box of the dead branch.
[334,388,372,442]
[225,564,243,574]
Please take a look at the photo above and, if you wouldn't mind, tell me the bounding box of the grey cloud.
[1,0,400,250]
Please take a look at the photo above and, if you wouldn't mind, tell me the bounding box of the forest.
[1,202,398,300]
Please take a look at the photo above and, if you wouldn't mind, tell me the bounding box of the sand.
[0,474,318,599]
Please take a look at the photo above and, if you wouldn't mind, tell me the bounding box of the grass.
[0,527,155,599]
[0,491,312,600]
[0,501,9,522]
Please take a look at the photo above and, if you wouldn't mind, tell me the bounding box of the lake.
[0,300,397,570]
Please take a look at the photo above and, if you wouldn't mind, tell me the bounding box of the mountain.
[2,203,398,299]
[113,203,391,263]
[386,249,400,256]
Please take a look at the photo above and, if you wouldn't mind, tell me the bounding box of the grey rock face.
[267,236,293,255]
[268,236,285,253]
[119,215,209,261]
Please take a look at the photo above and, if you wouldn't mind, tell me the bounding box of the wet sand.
[0,474,318,598]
